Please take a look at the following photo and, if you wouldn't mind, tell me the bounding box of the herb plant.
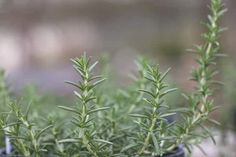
[58,55,112,157]
[0,0,226,156]
[178,0,227,151]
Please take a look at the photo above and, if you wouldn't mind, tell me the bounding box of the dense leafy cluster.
[0,0,226,156]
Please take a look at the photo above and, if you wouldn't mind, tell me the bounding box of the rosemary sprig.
[178,0,226,151]
[1,101,52,157]
[131,63,177,156]
[58,53,111,157]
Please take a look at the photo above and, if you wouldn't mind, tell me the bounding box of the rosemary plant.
[130,64,177,156]
[58,53,112,157]
[0,0,226,156]
[128,0,226,156]
[1,101,53,157]
[177,0,227,152]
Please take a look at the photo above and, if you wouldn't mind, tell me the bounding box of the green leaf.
[160,88,178,97]
[65,81,82,90]
[143,98,155,106]
[8,136,27,140]
[207,119,221,126]
[5,122,22,128]
[210,80,224,86]
[129,114,148,119]
[218,8,227,17]
[139,89,155,98]
[73,65,86,78]
[25,101,32,118]
[89,61,98,72]
[88,75,103,82]
[160,112,176,118]
[92,78,106,87]
[84,96,96,104]
[94,139,113,145]
[74,91,83,100]
[36,125,53,139]
[184,144,192,154]
[144,76,156,83]
[160,68,171,81]
[58,138,80,143]
[151,133,159,153]
[87,107,110,115]
[58,106,80,115]
[120,143,138,152]
[210,105,221,112]
[200,124,216,144]
[171,107,191,113]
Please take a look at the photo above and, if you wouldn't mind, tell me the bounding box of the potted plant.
[0,0,226,156]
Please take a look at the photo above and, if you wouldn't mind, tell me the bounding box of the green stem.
[17,139,31,156]
[138,107,157,155]
[83,135,99,157]
[29,129,40,157]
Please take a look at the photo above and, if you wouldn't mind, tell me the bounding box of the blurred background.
[0,0,235,156]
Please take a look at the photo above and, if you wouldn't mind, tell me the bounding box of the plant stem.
[29,129,40,157]
[17,139,30,156]
[138,107,157,155]
[83,136,99,157]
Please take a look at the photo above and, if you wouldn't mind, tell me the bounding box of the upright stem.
[138,107,157,155]
[83,135,99,157]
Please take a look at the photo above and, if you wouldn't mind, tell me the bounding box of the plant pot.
[0,148,22,157]
[156,145,185,157]
[0,136,13,156]
[0,147,6,156]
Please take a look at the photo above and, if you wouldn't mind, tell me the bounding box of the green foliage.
[58,53,112,157]
[2,102,52,157]
[130,64,178,156]
[178,0,226,152]
[0,0,226,156]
